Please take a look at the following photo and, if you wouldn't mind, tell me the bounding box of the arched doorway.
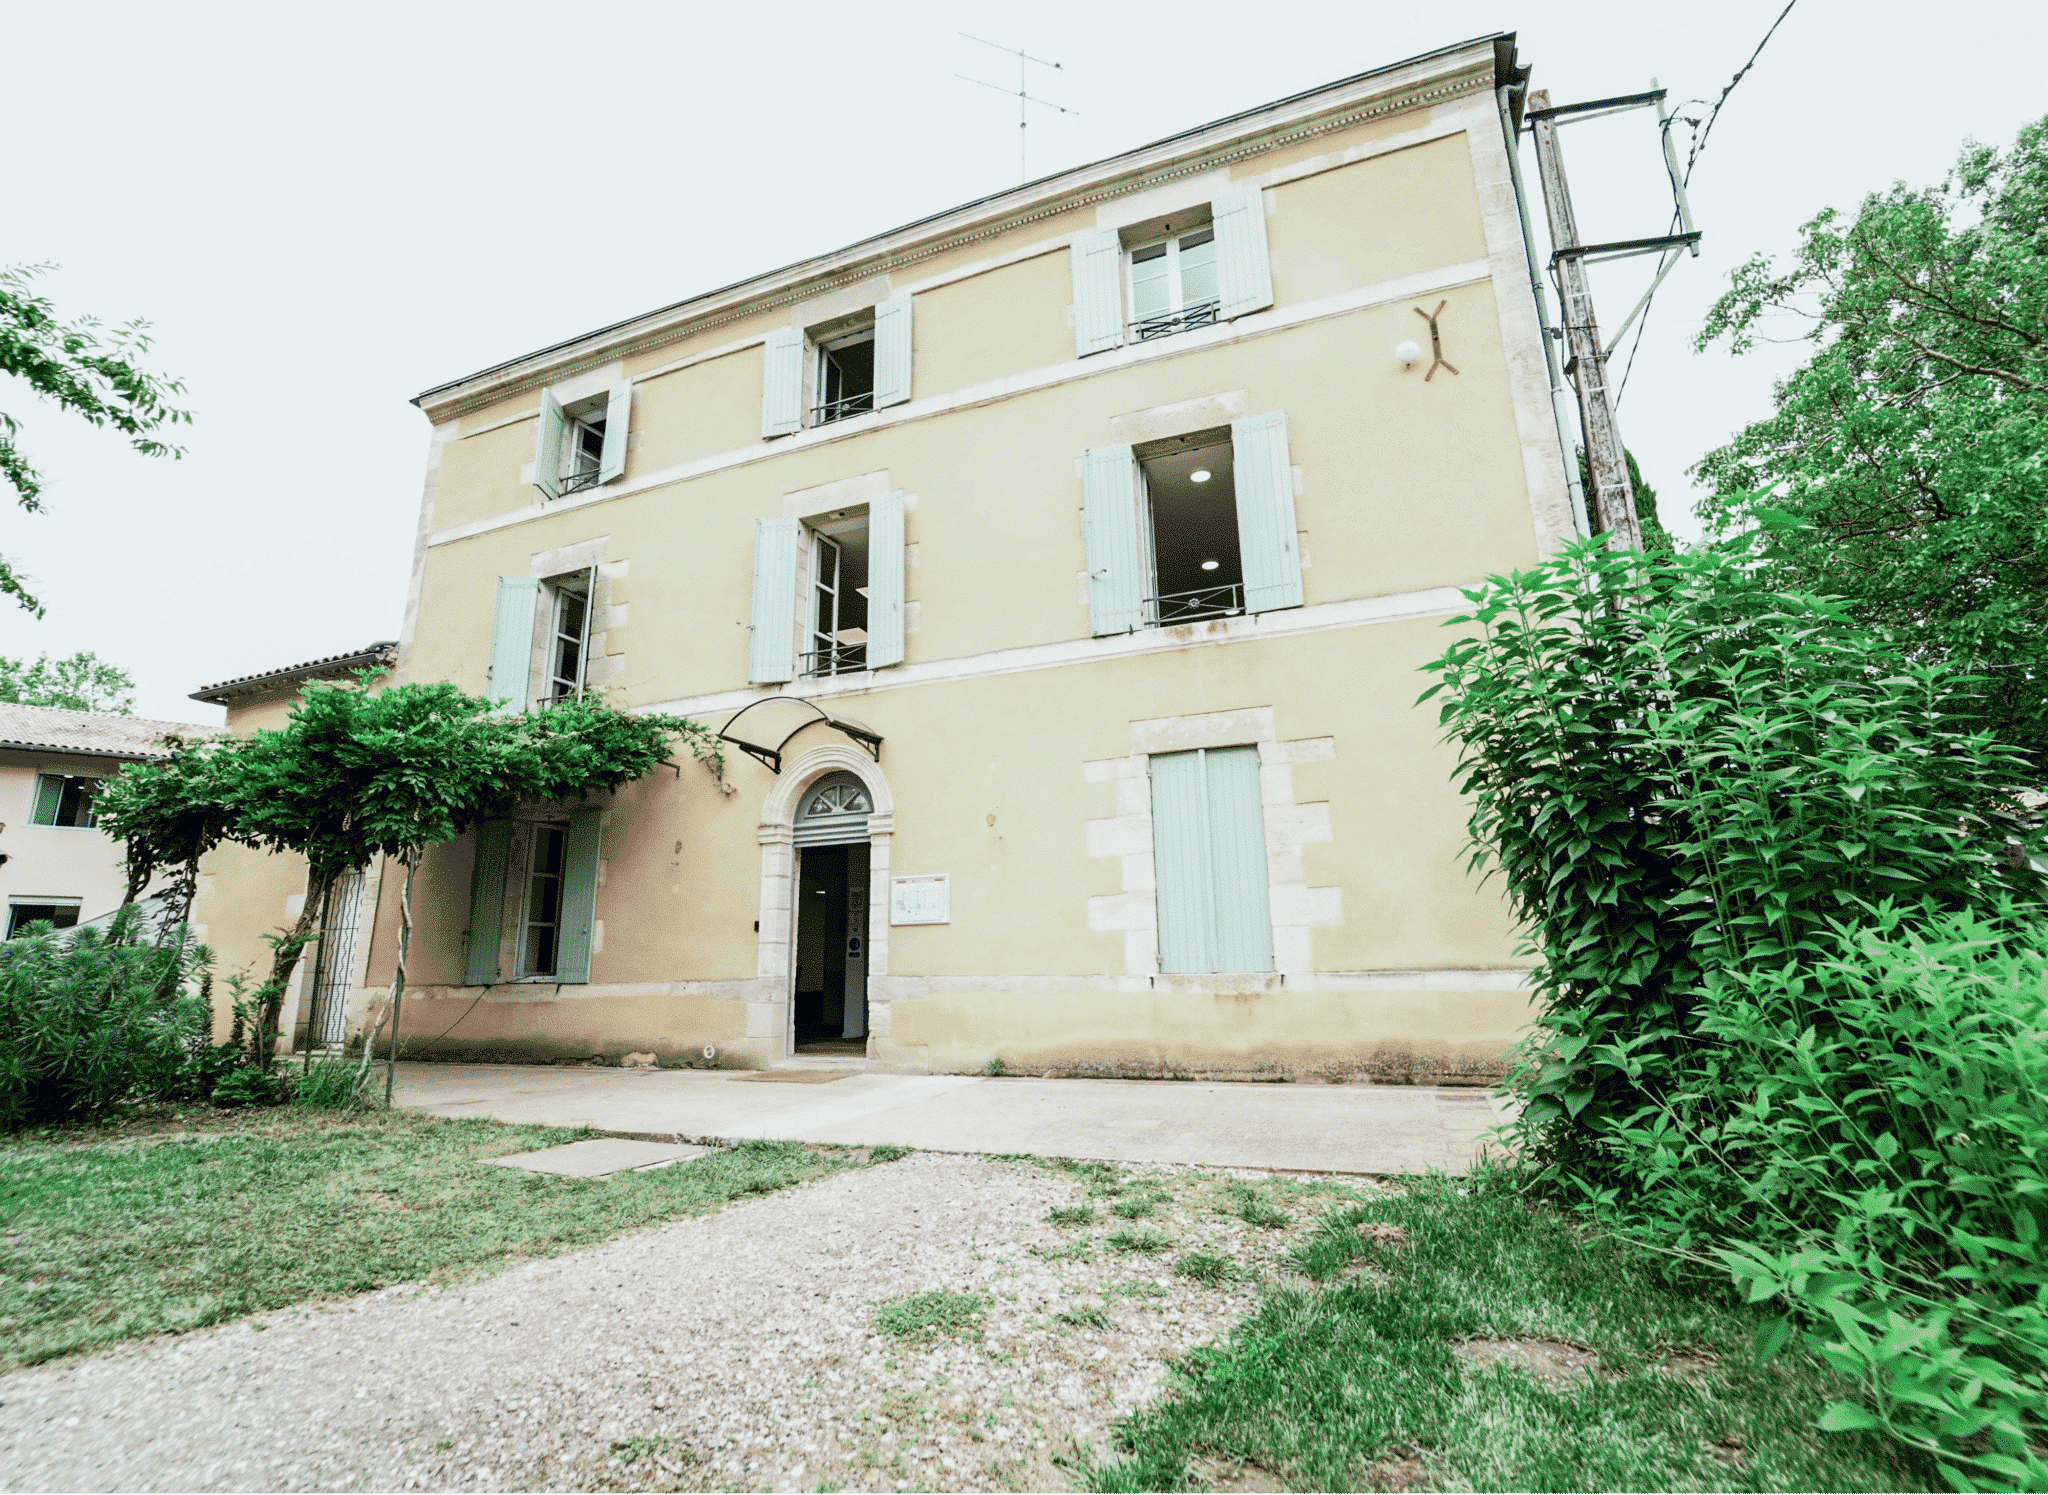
[790,770,874,1053]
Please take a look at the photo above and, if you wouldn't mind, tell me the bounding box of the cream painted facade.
[233,38,1575,1077]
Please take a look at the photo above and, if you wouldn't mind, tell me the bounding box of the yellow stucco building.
[196,36,1581,1077]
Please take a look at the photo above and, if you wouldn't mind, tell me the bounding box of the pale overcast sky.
[3,0,2036,722]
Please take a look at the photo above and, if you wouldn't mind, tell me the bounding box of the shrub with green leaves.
[0,907,213,1128]
[1424,539,2048,1487]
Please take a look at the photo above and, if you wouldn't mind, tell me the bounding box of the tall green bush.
[0,906,214,1128]
[1423,539,2048,1486]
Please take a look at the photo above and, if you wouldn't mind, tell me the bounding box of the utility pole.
[1527,88,1641,552]
[959,34,1076,183]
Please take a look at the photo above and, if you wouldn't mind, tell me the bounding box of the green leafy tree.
[1693,115,2048,769]
[94,734,244,909]
[0,264,191,616]
[0,650,136,713]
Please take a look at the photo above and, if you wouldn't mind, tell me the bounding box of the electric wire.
[1614,0,1800,407]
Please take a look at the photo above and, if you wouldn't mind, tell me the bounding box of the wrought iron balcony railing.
[801,642,869,678]
[812,390,876,425]
[1130,300,1221,342]
[1146,582,1244,625]
[558,465,603,496]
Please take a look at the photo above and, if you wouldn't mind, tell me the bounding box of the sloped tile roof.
[0,702,206,761]
[191,641,398,704]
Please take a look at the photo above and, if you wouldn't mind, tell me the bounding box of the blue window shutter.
[1083,444,1152,636]
[761,328,805,438]
[1212,186,1273,320]
[598,381,631,484]
[554,809,602,984]
[534,390,566,501]
[1150,750,1217,974]
[1202,747,1275,973]
[464,819,511,986]
[865,490,906,668]
[873,294,913,408]
[1231,410,1303,613]
[31,774,60,826]
[749,517,800,683]
[487,576,540,710]
[1150,747,1273,974]
[1071,230,1126,357]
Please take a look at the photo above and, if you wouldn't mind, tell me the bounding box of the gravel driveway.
[0,1151,1369,1492]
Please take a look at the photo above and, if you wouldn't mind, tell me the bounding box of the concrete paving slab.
[481,1137,709,1177]
[401,1063,1509,1175]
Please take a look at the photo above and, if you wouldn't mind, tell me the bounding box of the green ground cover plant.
[1080,1172,1938,1493]
[871,1290,986,1343]
[0,1110,869,1369]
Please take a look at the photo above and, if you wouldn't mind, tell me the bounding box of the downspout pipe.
[1497,81,1593,539]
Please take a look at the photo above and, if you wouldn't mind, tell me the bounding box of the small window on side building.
[32,774,101,828]
[7,900,81,939]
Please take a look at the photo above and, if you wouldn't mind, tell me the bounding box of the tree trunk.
[254,865,336,1069]
[362,851,417,1105]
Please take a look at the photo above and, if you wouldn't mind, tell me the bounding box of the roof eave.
[0,739,173,763]
[412,33,1514,423]
[190,645,397,704]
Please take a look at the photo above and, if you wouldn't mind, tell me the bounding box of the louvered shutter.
[748,517,801,684]
[873,294,913,408]
[533,390,566,501]
[865,491,906,668]
[1083,445,1152,636]
[1231,411,1303,613]
[487,576,541,710]
[464,819,511,986]
[598,382,631,484]
[554,808,602,984]
[761,328,805,438]
[1212,186,1274,320]
[1150,746,1273,974]
[1071,229,1126,357]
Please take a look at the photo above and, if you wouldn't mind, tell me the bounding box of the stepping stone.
[481,1138,708,1178]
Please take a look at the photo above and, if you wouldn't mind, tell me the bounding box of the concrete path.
[396,1062,1508,1174]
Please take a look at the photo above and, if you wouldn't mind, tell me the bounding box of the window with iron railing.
[803,520,871,677]
[813,329,876,426]
[1129,227,1221,343]
[558,415,607,495]
[1145,581,1245,625]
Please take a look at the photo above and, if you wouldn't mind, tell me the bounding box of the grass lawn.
[0,1106,875,1372]
[1076,1166,1940,1494]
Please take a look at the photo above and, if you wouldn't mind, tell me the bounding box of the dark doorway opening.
[793,842,870,1053]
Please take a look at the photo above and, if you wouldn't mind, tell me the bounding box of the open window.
[1083,410,1300,636]
[485,565,598,711]
[6,898,80,939]
[533,383,630,501]
[806,513,870,677]
[31,773,101,828]
[1139,433,1241,623]
[464,810,602,987]
[760,293,913,438]
[517,820,568,978]
[543,571,593,702]
[814,326,876,427]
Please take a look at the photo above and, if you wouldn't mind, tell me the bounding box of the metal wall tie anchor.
[1414,300,1459,381]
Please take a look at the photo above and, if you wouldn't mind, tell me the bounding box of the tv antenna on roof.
[958,33,1077,184]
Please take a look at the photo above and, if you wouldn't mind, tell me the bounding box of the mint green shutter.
[1083,445,1153,636]
[555,809,602,984]
[1213,186,1273,319]
[534,390,566,501]
[1071,230,1126,357]
[866,490,906,668]
[31,774,60,826]
[873,294,913,408]
[761,329,805,437]
[749,517,800,683]
[1231,411,1303,612]
[1150,747,1273,974]
[464,819,511,986]
[487,576,540,709]
[598,381,631,483]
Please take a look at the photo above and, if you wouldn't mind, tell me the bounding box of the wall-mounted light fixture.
[1396,340,1422,368]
